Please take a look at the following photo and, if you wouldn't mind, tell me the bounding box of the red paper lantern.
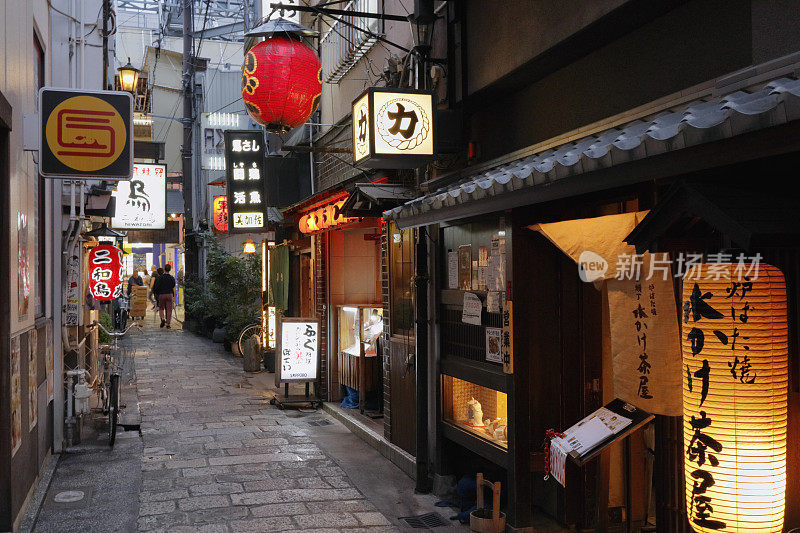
[242,37,322,133]
[88,244,124,301]
[213,195,228,233]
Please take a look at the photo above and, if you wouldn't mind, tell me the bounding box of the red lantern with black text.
[88,244,124,301]
[241,37,322,133]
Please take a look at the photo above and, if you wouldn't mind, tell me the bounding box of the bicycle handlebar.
[93,320,142,337]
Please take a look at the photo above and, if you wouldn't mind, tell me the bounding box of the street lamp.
[118,57,140,94]
[408,0,435,53]
[243,237,256,255]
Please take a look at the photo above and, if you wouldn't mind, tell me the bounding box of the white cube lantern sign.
[351,87,435,168]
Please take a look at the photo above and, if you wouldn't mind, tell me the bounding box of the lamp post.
[117,57,140,94]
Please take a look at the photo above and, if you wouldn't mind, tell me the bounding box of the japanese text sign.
[213,195,228,233]
[224,130,267,233]
[275,318,319,384]
[111,163,166,229]
[88,244,124,301]
[352,87,435,169]
[39,88,133,179]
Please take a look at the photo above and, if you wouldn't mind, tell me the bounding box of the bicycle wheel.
[108,373,120,447]
[236,324,262,357]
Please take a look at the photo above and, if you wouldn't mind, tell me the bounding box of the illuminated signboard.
[212,195,228,233]
[201,112,243,170]
[298,198,353,234]
[39,88,133,179]
[352,87,435,168]
[111,163,166,229]
[224,130,267,233]
[87,244,124,301]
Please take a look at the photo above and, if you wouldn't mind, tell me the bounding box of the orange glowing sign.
[298,199,352,234]
[40,88,133,179]
[213,195,228,233]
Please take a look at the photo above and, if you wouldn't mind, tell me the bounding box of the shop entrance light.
[243,237,257,255]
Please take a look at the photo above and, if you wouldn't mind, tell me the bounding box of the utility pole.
[182,0,198,280]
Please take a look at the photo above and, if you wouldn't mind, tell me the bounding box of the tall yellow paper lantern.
[681,263,787,533]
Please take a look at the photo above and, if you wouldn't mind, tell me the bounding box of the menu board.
[275,318,319,384]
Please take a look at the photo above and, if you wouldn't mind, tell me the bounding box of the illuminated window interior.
[442,374,508,449]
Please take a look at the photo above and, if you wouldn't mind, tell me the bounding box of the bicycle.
[93,319,141,447]
[236,323,263,358]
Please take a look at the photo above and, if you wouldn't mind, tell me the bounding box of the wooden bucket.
[469,473,506,533]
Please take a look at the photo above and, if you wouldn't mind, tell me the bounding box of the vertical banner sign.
[212,195,229,233]
[111,163,167,229]
[275,318,319,385]
[11,336,22,456]
[682,264,788,533]
[88,244,124,301]
[28,329,38,430]
[224,130,266,233]
[39,88,133,179]
[64,253,80,325]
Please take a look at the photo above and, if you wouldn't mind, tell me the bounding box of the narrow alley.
[28,316,462,533]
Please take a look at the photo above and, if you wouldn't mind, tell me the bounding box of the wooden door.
[390,335,416,455]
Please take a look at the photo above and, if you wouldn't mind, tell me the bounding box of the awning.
[386,74,800,229]
[339,183,416,217]
[625,180,800,253]
[166,189,185,215]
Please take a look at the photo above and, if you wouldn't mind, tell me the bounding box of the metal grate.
[307,419,332,427]
[398,512,449,529]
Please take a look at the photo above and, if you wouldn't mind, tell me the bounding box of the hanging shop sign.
[241,37,322,133]
[212,195,229,233]
[275,317,319,385]
[681,263,787,533]
[297,198,354,234]
[87,244,124,301]
[39,87,133,179]
[352,87,435,168]
[111,163,166,229]
[224,130,267,233]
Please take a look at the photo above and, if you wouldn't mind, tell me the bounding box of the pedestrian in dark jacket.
[154,264,176,328]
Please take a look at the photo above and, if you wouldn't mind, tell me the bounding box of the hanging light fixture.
[243,237,257,255]
[681,263,787,532]
[408,0,436,53]
[117,57,140,94]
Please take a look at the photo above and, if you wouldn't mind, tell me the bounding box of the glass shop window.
[389,223,414,337]
[442,374,508,449]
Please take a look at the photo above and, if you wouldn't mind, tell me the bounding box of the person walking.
[147,265,159,310]
[127,269,144,296]
[154,264,176,328]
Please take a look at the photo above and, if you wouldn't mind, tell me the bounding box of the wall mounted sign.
[201,112,242,170]
[212,195,229,233]
[224,130,267,233]
[111,163,166,229]
[275,317,319,385]
[39,87,133,179]
[87,244,124,301]
[298,198,353,234]
[352,87,435,168]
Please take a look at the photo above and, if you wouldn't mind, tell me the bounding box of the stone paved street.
[29,315,462,533]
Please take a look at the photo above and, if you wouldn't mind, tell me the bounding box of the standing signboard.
[111,163,167,229]
[39,87,133,179]
[224,130,267,233]
[271,317,322,409]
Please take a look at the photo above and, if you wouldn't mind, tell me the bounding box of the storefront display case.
[337,305,383,410]
[441,374,508,450]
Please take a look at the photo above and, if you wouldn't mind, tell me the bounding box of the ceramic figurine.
[467,397,484,426]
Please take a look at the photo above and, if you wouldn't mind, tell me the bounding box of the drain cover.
[398,512,449,529]
[307,419,332,427]
[54,490,85,503]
